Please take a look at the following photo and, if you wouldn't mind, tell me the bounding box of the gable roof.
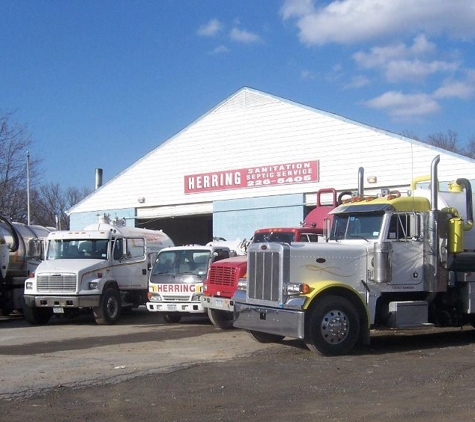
[69,87,475,215]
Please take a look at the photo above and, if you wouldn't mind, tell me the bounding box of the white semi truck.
[233,156,475,356]
[146,244,233,323]
[23,215,174,325]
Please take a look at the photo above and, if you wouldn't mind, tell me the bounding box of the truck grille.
[208,266,235,287]
[166,295,191,301]
[37,274,77,292]
[247,243,289,306]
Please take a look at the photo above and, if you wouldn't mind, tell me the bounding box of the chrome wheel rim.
[320,309,349,345]
[106,296,119,318]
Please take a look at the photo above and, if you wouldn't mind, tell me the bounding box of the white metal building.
[69,87,475,245]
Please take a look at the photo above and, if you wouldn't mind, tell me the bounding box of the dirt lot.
[2,309,475,421]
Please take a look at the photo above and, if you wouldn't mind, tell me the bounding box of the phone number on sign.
[247,175,313,187]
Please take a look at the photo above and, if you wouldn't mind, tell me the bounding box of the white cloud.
[345,75,370,89]
[384,59,459,82]
[353,35,459,82]
[354,35,436,68]
[210,45,230,55]
[434,71,475,99]
[411,34,436,55]
[280,0,475,45]
[197,19,223,37]
[362,70,475,118]
[301,69,316,80]
[363,91,441,117]
[280,0,315,20]
[229,27,262,44]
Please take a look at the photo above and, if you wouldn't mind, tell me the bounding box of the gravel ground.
[2,310,475,421]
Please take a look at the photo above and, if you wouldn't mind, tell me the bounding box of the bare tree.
[426,130,461,154]
[463,137,475,159]
[32,183,91,229]
[400,130,421,141]
[402,129,474,158]
[0,112,41,222]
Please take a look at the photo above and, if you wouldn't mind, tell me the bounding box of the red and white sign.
[157,284,197,293]
[184,160,319,194]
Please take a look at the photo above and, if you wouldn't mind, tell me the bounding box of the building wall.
[213,194,305,241]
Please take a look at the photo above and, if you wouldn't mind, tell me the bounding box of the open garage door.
[137,214,213,246]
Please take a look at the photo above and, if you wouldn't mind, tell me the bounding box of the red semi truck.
[201,188,340,329]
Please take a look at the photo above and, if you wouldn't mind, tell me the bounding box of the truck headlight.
[147,292,162,302]
[25,281,33,290]
[237,278,247,291]
[285,282,310,295]
[191,293,203,301]
[89,281,98,290]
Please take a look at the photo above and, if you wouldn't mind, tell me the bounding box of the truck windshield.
[253,232,295,243]
[330,212,384,240]
[151,250,211,276]
[47,239,109,259]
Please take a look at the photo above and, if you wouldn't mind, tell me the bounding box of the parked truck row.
[9,155,475,357]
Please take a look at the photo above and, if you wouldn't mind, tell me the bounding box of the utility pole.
[27,151,30,225]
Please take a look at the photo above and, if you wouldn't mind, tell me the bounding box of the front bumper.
[201,296,234,312]
[233,301,305,339]
[23,295,101,308]
[146,301,205,313]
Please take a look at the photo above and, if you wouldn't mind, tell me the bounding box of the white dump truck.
[23,215,174,325]
[146,244,233,323]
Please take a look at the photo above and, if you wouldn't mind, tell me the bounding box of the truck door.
[387,213,424,287]
[111,237,148,289]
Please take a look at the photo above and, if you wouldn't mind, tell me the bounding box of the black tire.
[305,295,360,356]
[207,308,234,330]
[247,330,284,343]
[93,287,121,325]
[23,305,52,325]
[163,313,182,323]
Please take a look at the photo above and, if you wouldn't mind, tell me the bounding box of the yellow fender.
[301,280,371,326]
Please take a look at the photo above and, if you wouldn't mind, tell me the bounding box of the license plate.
[215,299,223,308]
[167,304,177,311]
[53,307,64,314]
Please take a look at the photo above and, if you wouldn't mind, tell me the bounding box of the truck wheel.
[207,308,234,330]
[23,305,52,325]
[305,295,360,356]
[163,313,182,323]
[93,287,121,325]
[247,330,284,343]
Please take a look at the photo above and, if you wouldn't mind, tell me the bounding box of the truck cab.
[146,245,232,323]
[23,216,174,325]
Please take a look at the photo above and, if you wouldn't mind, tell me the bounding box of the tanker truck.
[0,214,53,316]
[201,188,339,329]
[233,156,475,356]
[23,215,174,325]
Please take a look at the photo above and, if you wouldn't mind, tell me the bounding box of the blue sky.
[2,0,475,190]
